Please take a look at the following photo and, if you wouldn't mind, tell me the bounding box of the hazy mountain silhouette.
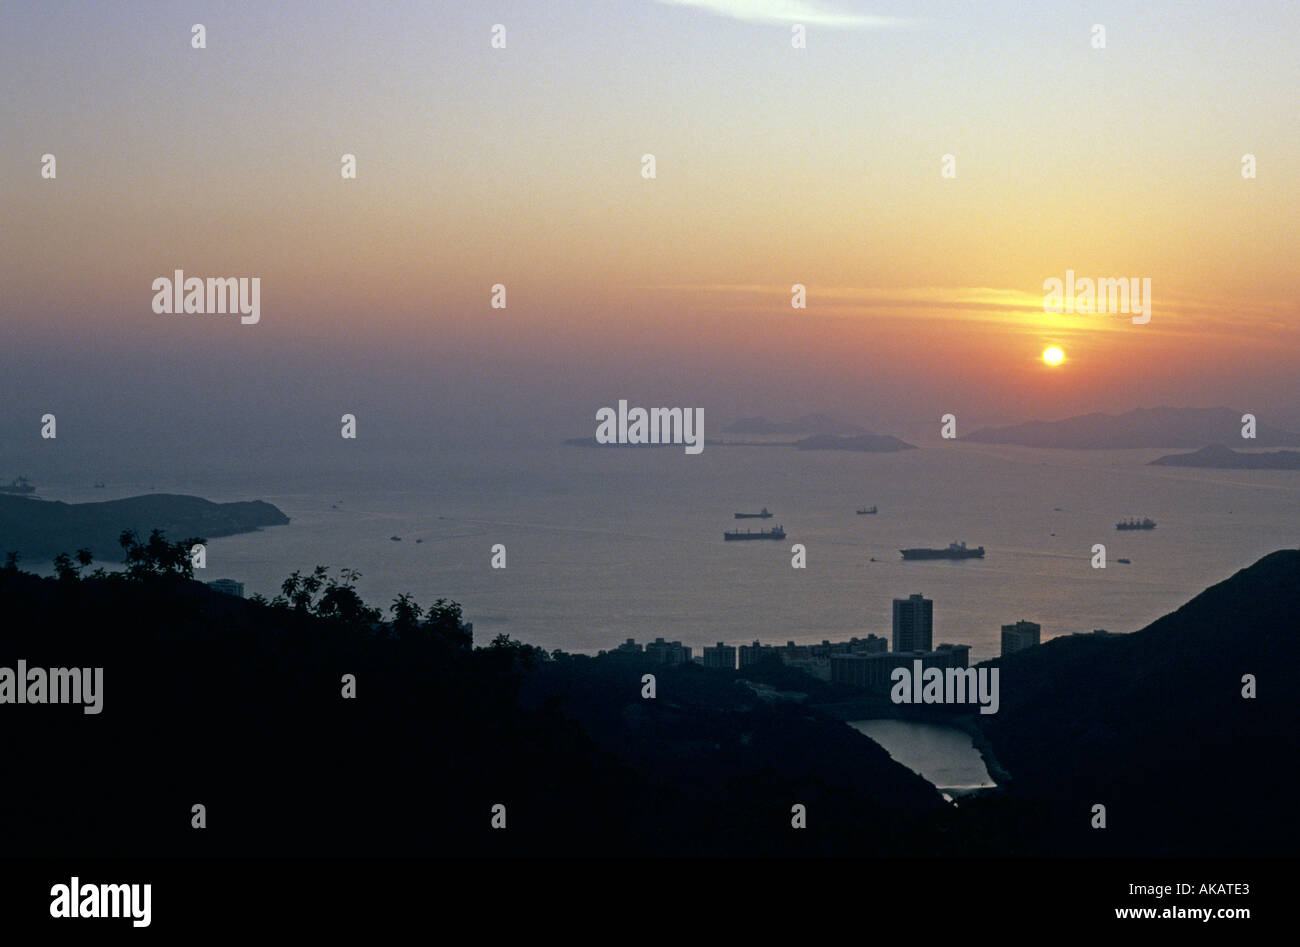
[0,493,288,562]
[793,433,917,452]
[724,414,868,436]
[563,437,722,447]
[1149,444,1300,469]
[964,406,1300,448]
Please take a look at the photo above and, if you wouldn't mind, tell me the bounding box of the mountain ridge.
[964,405,1300,448]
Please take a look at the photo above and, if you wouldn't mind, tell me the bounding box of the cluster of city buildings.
[603,637,693,664]
[734,635,889,678]
[207,580,1098,673]
[827,594,970,689]
[601,593,1059,694]
[204,581,1104,673]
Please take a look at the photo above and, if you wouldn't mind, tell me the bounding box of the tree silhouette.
[52,552,80,582]
[423,598,472,650]
[316,569,380,626]
[119,528,203,580]
[488,633,545,667]
[390,593,424,637]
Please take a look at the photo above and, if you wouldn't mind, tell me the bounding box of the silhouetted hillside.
[971,549,1300,856]
[3,543,1295,858]
[0,493,289,562]
[0,555,944,857]
[517,657,947,855]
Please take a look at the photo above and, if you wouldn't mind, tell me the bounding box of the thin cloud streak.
[651,1,921,28]
[638,283,1300,342]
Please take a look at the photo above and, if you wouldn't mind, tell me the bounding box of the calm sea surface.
[24,440,1300,663]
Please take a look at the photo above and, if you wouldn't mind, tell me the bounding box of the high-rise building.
[644,637,692,664]
[603,638,644,661]
[702,642,737,670]
[1001,620,1041,655]
[738,640,772,668]
[892,594,933,652]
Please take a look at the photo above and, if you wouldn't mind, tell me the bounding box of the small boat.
[93,481,105,488]
[1116,518,1156,530]
[1116,557,1131,564]
[390,536,402,542]
[0,476,36,495]
[856,506,877,515]
[415,539,423,544]
[734,508,773,519]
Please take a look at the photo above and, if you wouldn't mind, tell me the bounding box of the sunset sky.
[3,0,1297,449]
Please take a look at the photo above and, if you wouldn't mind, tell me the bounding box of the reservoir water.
[848,719,996,794]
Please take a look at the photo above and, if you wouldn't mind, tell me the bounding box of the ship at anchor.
[724,525,786,541]
[899,541,984,560]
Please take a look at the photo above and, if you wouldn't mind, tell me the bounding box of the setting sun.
[1043,346,1065,366]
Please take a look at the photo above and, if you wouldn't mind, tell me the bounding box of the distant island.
[963,406,1300,449]
[564,413,917,450]
[0,493,289,562]
[1149,444,1300,469]
[723,414,867,436]
[565,432,917,452]
[793,433,917,452]
[563,437,724,448]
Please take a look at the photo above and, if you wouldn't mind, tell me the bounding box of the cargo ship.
[725,525,786,541]
[0,476,35,495]
[1115,518,1156,530]
[734,508,773,519]
[899,541,984,560]
[856,506,877,515]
